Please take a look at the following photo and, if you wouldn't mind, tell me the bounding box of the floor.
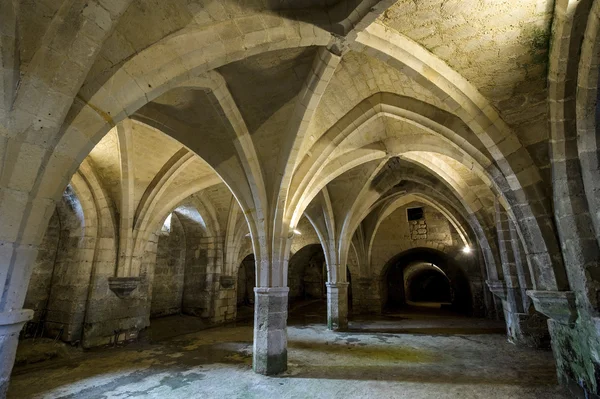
[9,304,568,399]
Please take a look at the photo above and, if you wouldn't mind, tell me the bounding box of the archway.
[21,183,96,344]
[381,248,472,315]
[287,244,327,324]
[236,254,256,321]
[403,262,452,306]
[288,244,326,304]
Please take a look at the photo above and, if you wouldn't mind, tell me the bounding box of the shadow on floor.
[278,363,559,386]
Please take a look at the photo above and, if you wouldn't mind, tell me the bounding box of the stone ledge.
[527,290,578,325]
[486,279,507,300]
[254,287,289,295]
[326,282,349,288]
[219,276,235,289]
[0,309,34,334]
[108,277,141,299]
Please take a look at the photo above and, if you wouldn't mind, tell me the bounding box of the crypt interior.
[1,0,600,398]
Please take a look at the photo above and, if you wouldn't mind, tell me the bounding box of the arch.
[380,248,474,315]
[237,253,256,308]
[24,177,99,343]
[288,244,327,302]
[365,193,471,269]
[287,93,496,229]
[7,26,332,308]
[569,0,600,312]
[351,26,566,291]
[403,262,453,304]
[336,159,497,287]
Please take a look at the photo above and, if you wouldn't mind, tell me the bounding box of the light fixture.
[462,245,472,254]
[293,229,302,235]
[245,232,251,237]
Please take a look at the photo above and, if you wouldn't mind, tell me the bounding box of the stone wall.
[362,201,483,314]
[351,277,382,314]
[370,203,461,277]
[288,245,326,302]
[150,215,186,318]
[23,211,60,324]
[23,203,240,348]
[82,237,157,348]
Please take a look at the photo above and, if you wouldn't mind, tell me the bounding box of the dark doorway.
[237,254,255,307]
[381,248,472,314]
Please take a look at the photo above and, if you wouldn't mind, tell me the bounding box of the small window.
[161,213,173,234]
[407,207,424,221]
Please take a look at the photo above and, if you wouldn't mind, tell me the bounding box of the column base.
[327,282,349,331]
[253,287,288,375]
[0,309,33,396]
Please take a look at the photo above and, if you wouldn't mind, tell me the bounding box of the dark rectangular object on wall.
[407,207,424,221]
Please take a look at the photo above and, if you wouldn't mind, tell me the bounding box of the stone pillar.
[253,287,288,375]
[326,282,349,331]
[488,280,550,348]
[493,201,549,347]
[0,310,33,395]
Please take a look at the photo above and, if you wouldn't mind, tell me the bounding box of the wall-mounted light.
[287,228,302,239]
[245,232,251,237]
[462,245,472,254]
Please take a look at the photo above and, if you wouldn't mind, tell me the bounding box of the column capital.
[108,276,141,299]
[219,275,235,289]
[486,279,507,300]
[527,290,578,325]
[254,287,289,295]
[326,282,349,288]
[0,309,33,334]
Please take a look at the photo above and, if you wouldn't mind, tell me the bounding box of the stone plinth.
[527,290,578,325]
[326,282,349,331]
[0,309,33,396]
[108,277,140,299]
[253,287,289,375]
[486,279,507,300]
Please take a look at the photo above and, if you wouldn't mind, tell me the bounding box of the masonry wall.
[359,202,484,315]
[150,215,186,318]
[23,204,240,348]
[23,211,60,324]
[288,245,326,302]
[370,203,461,276]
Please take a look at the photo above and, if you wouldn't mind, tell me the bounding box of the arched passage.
[403,262,452,305]
[381,248,473,315]
[237,254,256,308]
[288,244,327,303]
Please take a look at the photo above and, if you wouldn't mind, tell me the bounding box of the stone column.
[326,282,349,331]
[253,287,288,375]
[494,200,549,347]
[0,309,33,395]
